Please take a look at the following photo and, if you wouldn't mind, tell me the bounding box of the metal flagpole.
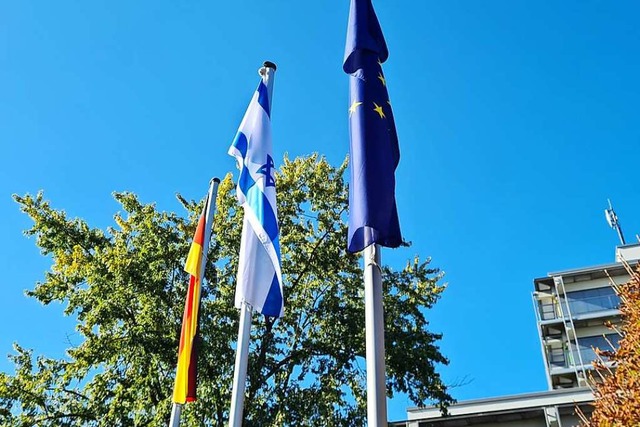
[169,403,182,427]
[229,301,253,427]
[169,178,220,427]
[364,243,388,426]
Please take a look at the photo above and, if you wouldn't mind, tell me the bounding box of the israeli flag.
[228,65,283,318]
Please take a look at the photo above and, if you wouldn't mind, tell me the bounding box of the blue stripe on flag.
[238,164,254,201]
[257,82,270,118]
[261,273,283,317]
[231,131,248,158]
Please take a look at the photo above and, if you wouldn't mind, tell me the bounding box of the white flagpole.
[228,61,277,427]
[364,243,388,426]
[229,301,253,427]
[169,177,220,427]
[168,404,182,427]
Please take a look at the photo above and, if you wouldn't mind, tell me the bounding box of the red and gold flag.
[173,211,207,404]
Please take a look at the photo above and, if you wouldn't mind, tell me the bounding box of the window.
[574,333,621,364]
[565,287,620,315]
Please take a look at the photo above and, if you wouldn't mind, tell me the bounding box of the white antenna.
[605,199,626,245]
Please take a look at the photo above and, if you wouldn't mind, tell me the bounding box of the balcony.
[536,292,620,322]
[568,293,620,316]
[548,349,593,373]
[547,334,620,372]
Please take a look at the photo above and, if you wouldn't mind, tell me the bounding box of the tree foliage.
[0,155,453,426]
[581,263,640,426]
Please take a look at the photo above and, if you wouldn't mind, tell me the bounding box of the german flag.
[173,209,207,404]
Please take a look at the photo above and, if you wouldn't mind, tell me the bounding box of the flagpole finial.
[211,177,220,184]
[259,61,277,77]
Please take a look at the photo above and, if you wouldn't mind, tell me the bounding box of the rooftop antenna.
[605,199,626,245]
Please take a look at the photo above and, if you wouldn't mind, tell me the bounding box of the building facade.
[532,243,640,390]
[396,243,640,427]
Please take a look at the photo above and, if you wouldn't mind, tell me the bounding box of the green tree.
[0,155,453,426]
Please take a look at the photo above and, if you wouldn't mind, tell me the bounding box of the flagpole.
[168,403,182,427]
[229,301,253,427]
[364,243,388,426]
[169,177,220,427]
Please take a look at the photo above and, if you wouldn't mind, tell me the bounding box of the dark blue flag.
[343,0,402,253]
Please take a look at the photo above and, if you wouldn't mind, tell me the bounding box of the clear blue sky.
[1,0,639,422]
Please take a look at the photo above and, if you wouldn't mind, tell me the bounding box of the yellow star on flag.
[349,100,363,115]
[377,73,386,86]
[373,102,386,118]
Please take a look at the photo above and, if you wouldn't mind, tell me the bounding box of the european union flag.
[344,0,402,253]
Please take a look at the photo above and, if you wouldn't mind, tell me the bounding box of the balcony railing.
[548,349,590,370]
[537,294,620,321]
[548,337,619,370]
[567,294,620,316]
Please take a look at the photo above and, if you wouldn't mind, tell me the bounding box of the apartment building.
[395,243,640,427]
[532,243,639,390]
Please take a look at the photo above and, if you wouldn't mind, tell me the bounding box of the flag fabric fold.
[173,192,214,404]
[228,68,284,318]
[344,0,402,253]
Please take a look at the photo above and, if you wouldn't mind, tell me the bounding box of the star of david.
[257,154,276,187]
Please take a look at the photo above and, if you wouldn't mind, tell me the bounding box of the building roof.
[534,243,640,282]
[399,388,594,426]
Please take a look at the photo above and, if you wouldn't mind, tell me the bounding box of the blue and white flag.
[228,65,283,318]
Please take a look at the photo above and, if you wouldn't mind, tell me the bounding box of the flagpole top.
[263,61,277,70]
[211,177,220,184]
